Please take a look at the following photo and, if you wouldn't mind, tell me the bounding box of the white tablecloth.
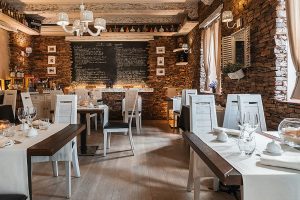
[77,105,109,126]
[0,123,69,199]
[195,132,300,200]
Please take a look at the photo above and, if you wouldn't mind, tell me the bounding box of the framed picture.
[156,46,165,54]
[48,56,56,64]
[48,46,56,53]
[156,68,165,76]
[47,67,56,75]
[157,57,164,66]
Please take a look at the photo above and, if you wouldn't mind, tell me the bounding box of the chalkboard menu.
[71,42,148,85]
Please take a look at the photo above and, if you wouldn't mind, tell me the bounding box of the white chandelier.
[57,1,106,36]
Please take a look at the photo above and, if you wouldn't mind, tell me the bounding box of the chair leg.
[65,161,71,199]
[103,130,107,157]
[72,145,80,178]
[139,113,142,132]
[86,114,91,135]
[128,128,135,155]
[187,149,194,192]
[94,114,97,131]
[135,114,140,134]
[52,161,58,177]
[173,113,176,129]
[213,177,219,191]
[194,176,201,200]
[107,133,111,149]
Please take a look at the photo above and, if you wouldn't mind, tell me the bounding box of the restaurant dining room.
[0,0,300,200]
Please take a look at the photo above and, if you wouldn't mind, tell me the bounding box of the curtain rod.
[199,4,223,29]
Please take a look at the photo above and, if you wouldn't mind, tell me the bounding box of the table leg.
[80,113,87,154]
[78,112,100,156]
[27,154,32,200]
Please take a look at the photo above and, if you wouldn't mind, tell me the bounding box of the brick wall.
[8,33,200,119]
[199,0,300,129]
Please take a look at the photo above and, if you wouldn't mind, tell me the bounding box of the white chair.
[122,95,142,133]
[75,89,97,135]
[53,95,80,198]
[20,92,33,109]
[122,89,141,134]
[223,94,242,129]
[102,89,138,156]
[49,90,64,122]
[237,94,267,132]
[3,90,17,117]
[173,89,197,128]
[186,95,219,200]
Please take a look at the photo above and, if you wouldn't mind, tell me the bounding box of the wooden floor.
[32,120,235,200]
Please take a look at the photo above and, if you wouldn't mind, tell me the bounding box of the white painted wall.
[0,28,10,79]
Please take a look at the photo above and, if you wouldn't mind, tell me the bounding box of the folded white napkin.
[260,155,300,171]
[213,127,241,136]
[0,137,13,148]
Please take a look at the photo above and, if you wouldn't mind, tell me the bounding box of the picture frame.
[157,57,164,66]
[156,46,165,54]
[47,67,56,75]
[48,56,56,64]
[48,45,56,53]
[156,68,165,76]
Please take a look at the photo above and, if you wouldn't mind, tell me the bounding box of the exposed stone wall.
[9,32,32,74]
[8,33,200,119]
[199,0,300,129]
[31,36,72,86]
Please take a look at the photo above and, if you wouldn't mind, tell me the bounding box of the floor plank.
[32,120,235,200]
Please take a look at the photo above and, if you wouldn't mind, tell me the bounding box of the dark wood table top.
[27,124,86,156]
[183,131,243,186]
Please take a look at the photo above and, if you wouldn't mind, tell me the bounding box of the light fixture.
[21,47,32,57]
[57,1,106,36]
[222,11,241,29]
[182,43,189,53]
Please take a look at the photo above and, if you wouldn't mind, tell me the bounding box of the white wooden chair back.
[3,90,17,117]
[124,89,139,122]
[122,95,142,113]
[92,89,102,100]
[237,94,267,131]
[54,95,77,124]
[50,90,64,111]
[223,94,241,129]
[182,89,198,106]
[74,88,89,101]
[190,95,217,136]
[173,97,182,111]
[21,92,33,109]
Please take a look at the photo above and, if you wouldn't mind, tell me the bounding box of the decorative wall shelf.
[0,12,39,35]
[175,62,188,66]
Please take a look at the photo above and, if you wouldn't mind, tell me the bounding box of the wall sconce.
[182,43,189,53]
[222,11,241,29]
[21,47,32,57]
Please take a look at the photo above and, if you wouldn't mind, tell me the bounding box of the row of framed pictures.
[47,46,57,75]
[156,47,166,76]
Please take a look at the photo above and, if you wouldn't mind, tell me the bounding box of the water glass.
[238,134,256,155]
[39,118,50,130]
[3,123,16,137]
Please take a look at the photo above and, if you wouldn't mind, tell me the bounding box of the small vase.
[212,88,216,94]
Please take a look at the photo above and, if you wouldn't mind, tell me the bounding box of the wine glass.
[17,107,28,131]
[26,107,37,128]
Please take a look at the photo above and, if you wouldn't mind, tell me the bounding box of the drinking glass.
[3,123,16,137]
[39,118,50,130]
[17,107,28,130]
[238,134,256,155]
[26,107,37,128]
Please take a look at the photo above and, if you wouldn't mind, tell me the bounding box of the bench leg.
[194,176,201,200]
[187,149,194,192]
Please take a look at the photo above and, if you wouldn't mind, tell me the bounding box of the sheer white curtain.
[287,0,300,99]
[203,19,221,92]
